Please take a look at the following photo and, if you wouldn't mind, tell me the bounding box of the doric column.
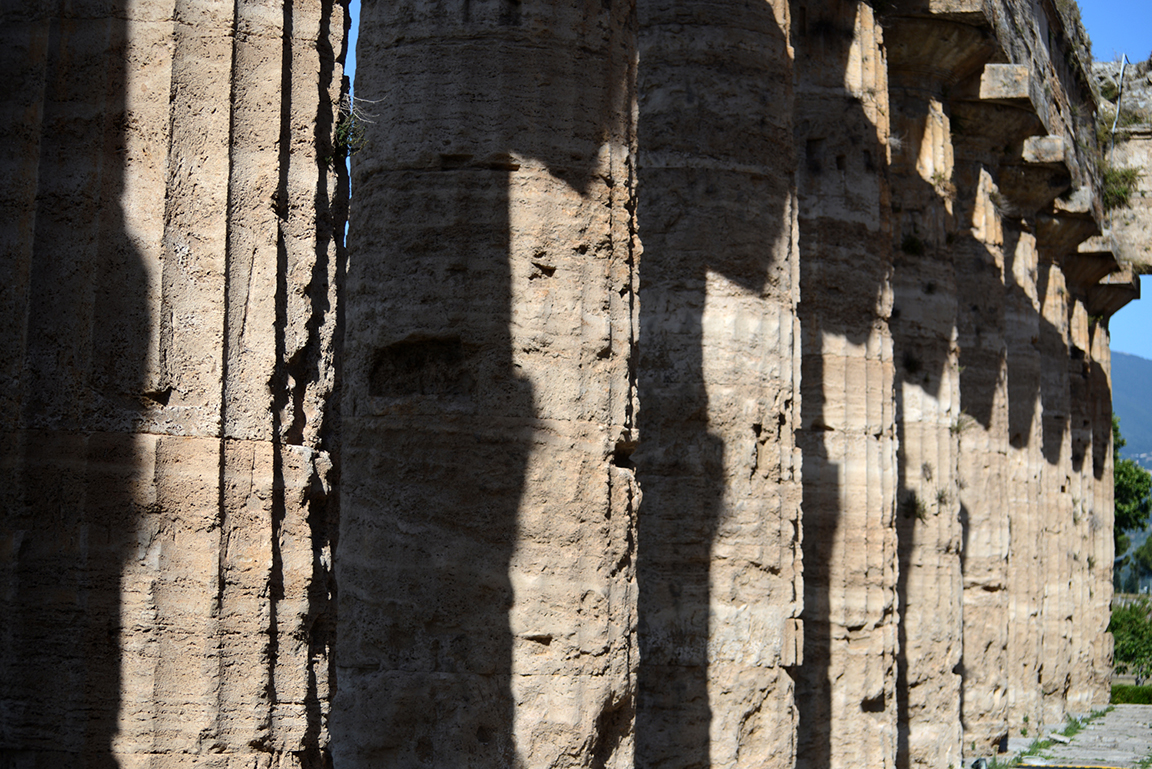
[884,13,996,767]
[634,1,803,767]
[0,0,346,765]
[336,2,640,766]
[791,4,899,769]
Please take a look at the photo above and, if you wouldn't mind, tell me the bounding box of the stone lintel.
[885,15,997,87]
[887,0,986,24]
[979,64,1031,102]
[1062,251,1119,292]
[950,100,1043,146]
[996,163,1071,218]
[928,0,983,15]
[1054,186,1095,216]
[1036,208,1099,261]
[1086,264,1140,317]
[1022,135,1067,166]
[1088,231,1152,275]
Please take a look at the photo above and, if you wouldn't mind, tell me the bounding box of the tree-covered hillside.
[1113,352,1152,470]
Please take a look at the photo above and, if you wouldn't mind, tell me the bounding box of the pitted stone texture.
[634,0,802,767]
[793,5,899,769]
[888,85,964,769]
[954,164,1011,753]
[0,0,344,765]
[336,2,640,766]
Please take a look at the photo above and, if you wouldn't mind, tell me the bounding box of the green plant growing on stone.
[1020,733,1053,758]
[1102,165,1141,212]
[333,93,377,158]
[1119,106,1144,128]
[950,411,975,436]
[1099,78,1121,102]
[900,491,927,522]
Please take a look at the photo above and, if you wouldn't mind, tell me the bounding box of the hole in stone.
[806,138,825,174]
[369,337,473,398]
[611,441,636,469]
[142,387,172,406]
[498,0,521,26]
[530,261,556,279]
[862,694,885,713]
[476,725,493,744]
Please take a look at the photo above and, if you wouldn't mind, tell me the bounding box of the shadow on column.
[790,3,899,768]
[2,3,143,766]
[337,1,634,765]
[634,1,791,766]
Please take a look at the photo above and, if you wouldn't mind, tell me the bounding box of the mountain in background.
[1113,351,1152,470]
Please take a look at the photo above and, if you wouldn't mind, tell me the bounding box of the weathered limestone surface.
[792,5,899,769]
[1,0,1137,767]
[334,2,640,766]
[0,0,345,765]
[954,163,1012,752]
[1097,58,1152,272]
[848,2,1116,767]
[633,2,803,767]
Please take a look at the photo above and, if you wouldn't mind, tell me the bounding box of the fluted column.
[887,81,965,769]
[791,4,899,769]
[336,2,640,766]
[1004,226,1046,730]
[635,1,803,767]
[954,164,1012,752]
[0,0,346,765]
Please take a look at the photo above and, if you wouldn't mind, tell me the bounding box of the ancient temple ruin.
[1,0,1145,767]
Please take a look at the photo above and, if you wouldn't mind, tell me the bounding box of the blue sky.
[342,0,1150,357]
[346,0,359,93]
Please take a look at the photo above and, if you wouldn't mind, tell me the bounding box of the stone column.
[634,1,802,767]
[1004,226,1046,731]
[953,161,1012,752]
[791,4,899,769]
[1088,321,1116,706]
[336,2,640,766]
[0,0,345,765]
[886,27,972,766]
[1065,299,1098,713]
[1037,257,1075,725]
